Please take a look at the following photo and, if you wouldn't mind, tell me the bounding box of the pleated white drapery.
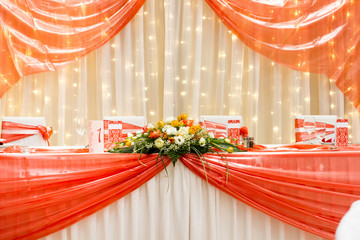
[40,162,325,240]
[0,0,359,146]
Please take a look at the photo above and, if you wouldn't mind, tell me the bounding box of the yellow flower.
[227,147,234,153]
[177,113,188,121]
[189,126,196,134]
[171,120,179,127]
[157,120,165,128]
[125,140,132,146]
[195,124,202,131]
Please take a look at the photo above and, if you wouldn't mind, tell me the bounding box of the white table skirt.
[41,162,325,240]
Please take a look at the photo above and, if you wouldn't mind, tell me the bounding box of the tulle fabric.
[182,145,360,239]
[205,0,360,111]
[1,145,360,239]
[0,0,146,97]
[0,153,170,240]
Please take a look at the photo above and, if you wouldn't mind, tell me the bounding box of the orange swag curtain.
[0,152,171,240]
[2,146,360,239]
[0,0,146,97]
[205,0,360,111]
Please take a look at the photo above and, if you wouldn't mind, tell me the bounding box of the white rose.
[154,138,164,149]
[178,126,189,136]
[166,126,177,135]
[199,137,206,147]
[165,116,176,123]
[209,132,215,138]
[127,133,134,138]
[174,135,185,145]
[147,123,155,130]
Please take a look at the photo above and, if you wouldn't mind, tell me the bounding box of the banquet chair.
[1,117,50,146]
[198,115,243,138]
[335,200,360,240]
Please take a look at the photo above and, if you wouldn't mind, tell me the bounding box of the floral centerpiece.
[109,114,245,173]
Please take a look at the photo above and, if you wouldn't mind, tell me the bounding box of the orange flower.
[171,120,179,127]
[240,126,248,137]
[189,126,196,134]
[169,137,175,143]
[149,130,161,138]
[195,124,202,131]
[177,113,188,121]
[157,120,165,128]
[186,119,194,127]
[162,132,168,139]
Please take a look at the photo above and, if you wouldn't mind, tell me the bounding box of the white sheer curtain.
[0,0,359,146]
[40,162,325,240]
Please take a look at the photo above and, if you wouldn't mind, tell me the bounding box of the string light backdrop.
[0,0,359,146]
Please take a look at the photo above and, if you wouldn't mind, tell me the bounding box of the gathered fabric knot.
[36,125,53,143]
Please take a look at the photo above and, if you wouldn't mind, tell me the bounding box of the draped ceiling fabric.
[0,0,146,97]
[1,0,360,113]
[205,0,360,111]
[2,146,360,239]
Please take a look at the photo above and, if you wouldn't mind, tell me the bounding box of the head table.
[1,144,360,240]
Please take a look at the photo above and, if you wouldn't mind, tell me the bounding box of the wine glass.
[303,117,315,141]
[75,117,86,146]
[315,122,326,144]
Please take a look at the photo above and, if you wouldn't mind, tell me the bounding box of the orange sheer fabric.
[2,146,360,239]
[0,153,170,240]
[182,145,360,239]
[205,0,360,111]
[0,0,145,97]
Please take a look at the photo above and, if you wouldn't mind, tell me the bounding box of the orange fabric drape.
[0,152,170,240]
[182,145,360,239]
[205,0,360,111]
[1,146,360,239]
[0,0,145,97]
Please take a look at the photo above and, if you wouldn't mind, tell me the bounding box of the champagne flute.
[75,117,86,146]
[303,117,315,142]
[315,122,326,144]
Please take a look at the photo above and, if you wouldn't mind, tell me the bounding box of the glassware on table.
[303,117,315,140]
[75,117,87,146]
[315,122,326,144]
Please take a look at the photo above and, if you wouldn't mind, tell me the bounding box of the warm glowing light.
[180,91,186,96]
[249,65,254,70]
[150,111,155,115]
[252,116,258,122]
[33,90,39,95]
[73,83,77,87]
[331,104,335,109]
[273,126,278,132]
